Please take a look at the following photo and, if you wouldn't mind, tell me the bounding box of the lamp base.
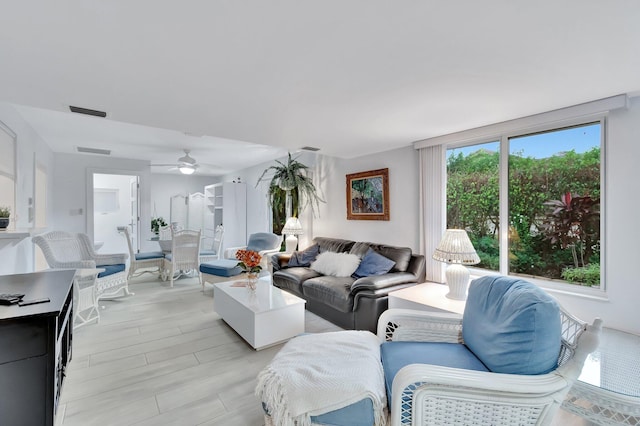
[284,234,298,253]
[445,263,470,301]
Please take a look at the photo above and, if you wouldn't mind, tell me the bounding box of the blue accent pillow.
[352,248,396,278]
[287,244,320,267]
[462,276,561,375]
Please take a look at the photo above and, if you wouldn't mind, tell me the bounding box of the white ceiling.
[1,1,639,175]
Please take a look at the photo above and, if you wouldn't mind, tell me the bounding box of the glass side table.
[562,327,640,425]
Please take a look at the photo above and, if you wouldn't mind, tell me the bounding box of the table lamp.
[432,229,480,300]
[282,217,303,253]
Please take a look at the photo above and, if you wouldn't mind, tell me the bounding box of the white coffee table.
[214,276,306,350]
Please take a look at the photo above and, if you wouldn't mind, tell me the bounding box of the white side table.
[388,282,466,315]
[73,268,103,329]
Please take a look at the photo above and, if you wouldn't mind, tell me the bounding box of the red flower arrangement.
[235,249,263,274]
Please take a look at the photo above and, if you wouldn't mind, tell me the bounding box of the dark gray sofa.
[271,237,426,332]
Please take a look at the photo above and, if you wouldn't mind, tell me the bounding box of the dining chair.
[200,225,224,263]
[162,229,201,287]
[119,226,164,279]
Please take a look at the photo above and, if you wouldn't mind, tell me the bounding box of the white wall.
[0,102,55,275]
[313,147,421,253]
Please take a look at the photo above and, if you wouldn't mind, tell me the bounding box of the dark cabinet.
[0,269,74,426]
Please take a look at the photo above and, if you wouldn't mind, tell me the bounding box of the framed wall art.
[346,168,389,221]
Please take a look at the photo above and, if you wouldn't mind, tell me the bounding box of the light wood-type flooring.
[55,274,593,426]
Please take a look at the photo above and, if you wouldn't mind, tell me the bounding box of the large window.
[447,121,602,288]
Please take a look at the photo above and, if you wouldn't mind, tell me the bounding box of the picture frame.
[346,168,389,221]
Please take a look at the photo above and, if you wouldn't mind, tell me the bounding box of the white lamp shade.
[282,217,303,235]
[432,229,480,265]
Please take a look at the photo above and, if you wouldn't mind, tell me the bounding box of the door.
[93,173,139,254]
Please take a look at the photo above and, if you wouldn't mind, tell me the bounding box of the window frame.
[446,114,606,298]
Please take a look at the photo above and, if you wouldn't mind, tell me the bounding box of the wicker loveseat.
[271,236,426,332]
[33,231,131,300]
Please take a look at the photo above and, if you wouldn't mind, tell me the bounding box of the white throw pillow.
[310,251,361,277]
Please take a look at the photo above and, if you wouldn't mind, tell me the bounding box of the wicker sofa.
[271,237,425,332]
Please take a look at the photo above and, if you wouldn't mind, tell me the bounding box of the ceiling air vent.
[69,105,107,118]
[76,146,111,155]
[301,146,320,152]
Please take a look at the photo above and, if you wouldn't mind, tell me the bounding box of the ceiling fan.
[152,149,200,175]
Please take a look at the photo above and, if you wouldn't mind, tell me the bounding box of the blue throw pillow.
[287,244,320,267]
[352,248,396,278]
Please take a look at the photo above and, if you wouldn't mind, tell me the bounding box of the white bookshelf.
[204,182,246,255]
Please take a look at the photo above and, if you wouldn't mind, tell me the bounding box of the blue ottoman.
[200,259,243,290]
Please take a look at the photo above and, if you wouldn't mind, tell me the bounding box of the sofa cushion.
[350,242,412,272]
[273,267,322,296]
[97,264,126,278]
[462,276,562,375]
[246,232,280,252]
[302,276,356,313]
[313,237,355,254]
[353,248,396,278]
[134,251,164,260]
[311,252,361,277]
[288,244,320,267]
[380,341,488,403]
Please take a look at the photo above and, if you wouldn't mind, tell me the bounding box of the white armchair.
[377,276,602,426]
[224,232,282,271]
[33,231,131,300]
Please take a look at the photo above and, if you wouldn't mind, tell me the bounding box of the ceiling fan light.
[178,164,196,175]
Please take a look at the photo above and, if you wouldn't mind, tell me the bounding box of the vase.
[246,272,259,291]
[0,218,9,230]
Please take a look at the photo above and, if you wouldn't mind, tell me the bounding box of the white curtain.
[418,145,446,283]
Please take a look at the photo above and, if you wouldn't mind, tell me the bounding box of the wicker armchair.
[162,229,201,287]
[377,276,602,426]
[199,225,224,263]
[119,226,164,279]
[33,231,131,300]
[225,232,282,271]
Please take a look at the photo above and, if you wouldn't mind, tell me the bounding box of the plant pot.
[0,218,9,229]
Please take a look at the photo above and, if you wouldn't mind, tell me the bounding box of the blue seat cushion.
[97,264,126,278]
[380,341,488,403]
[263,399,374,426]
[462,276,562,375]
[199,249,218,256]
[310,398,374,426]
[246,232,280,252]
[199,259,243,277]
[135,251,164,260]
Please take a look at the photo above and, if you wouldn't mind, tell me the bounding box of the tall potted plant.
[257,153,324,219]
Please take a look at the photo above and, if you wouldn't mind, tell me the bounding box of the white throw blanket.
[256,330,387,426]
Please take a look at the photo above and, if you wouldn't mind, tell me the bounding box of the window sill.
[469,269,609,302]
